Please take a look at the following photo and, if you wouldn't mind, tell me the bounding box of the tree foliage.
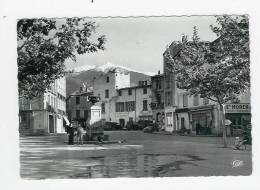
[165,15,249,105]
[17,18,106,98]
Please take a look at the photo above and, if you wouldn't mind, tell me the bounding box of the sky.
[65,16,218,74]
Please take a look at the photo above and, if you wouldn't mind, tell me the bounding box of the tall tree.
[165,15,249,147]
[17,18,106,98]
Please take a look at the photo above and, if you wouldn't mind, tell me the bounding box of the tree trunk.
[220,104,227,148]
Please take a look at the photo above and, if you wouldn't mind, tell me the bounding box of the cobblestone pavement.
[19,131,252,179]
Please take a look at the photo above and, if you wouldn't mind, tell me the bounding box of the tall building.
[151,42,251,135]
[110,81,152,126]
[150,71,165,128]
[66,87,93,122]
[93,68,152,126]
[19,77,66,135]
[93,68,131,122]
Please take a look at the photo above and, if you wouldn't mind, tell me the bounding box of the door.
[181,117,185,129]
[49,115,54,133]
[119,119,125,127]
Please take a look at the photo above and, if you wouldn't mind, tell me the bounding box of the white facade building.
[19,77,66,135]
[93,68,152,126]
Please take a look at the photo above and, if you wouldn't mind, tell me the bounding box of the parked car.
[143,123,159,133]
[104,122,122,131]
[137,120,153,130]
[126,121,139,130]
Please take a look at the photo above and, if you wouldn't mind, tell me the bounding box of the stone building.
[93,68,130,122]
[19,77,66,135]
[93,68,152,126]
[155,41,251,135]
[150,72,165,128]
[110,81,152,126]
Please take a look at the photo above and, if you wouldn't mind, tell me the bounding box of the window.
[76,96,80,104]
[203,98,209,105]
[128,89,132,95]
[51,96,54,106]
[183,94,188,107]
[143,100,148,111]
[126,101,135,111]
[116,102,125,112]
[181,117,185,129]
[106,76,109,83]
[156,80,162,89]
[76,110,80,119]
[105,89,109,98]
[118,90,122,96]
[84,110,88,120]
[193,95,199,106]
[101,103,105,114]
[166,92,171,106]
[143,88,147,94]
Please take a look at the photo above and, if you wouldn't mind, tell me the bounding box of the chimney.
[79,87,83,92]
[158,70,160,75]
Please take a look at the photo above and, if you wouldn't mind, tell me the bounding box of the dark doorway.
[49,115,55,133]
[119,119,125,127]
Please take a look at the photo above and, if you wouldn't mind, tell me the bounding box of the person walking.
[76,123,85,145]
[67,121,76,145]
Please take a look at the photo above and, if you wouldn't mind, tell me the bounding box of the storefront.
[225,103,251,136]
[189,105,219,135]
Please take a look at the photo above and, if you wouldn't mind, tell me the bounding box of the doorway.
[119,119,125,127]
[49,115,55,133]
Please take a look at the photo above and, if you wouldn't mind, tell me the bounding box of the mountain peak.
[73,62,156,76]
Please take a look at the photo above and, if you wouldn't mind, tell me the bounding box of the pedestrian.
[76,123,85,145]
[196,123,200,135]
[67,121,76,145]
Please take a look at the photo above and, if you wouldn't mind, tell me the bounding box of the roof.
[118,84,151,91]
[151,74,164,78]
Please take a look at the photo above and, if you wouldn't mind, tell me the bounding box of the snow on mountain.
[73,64,96,72]
[73,62,156,76]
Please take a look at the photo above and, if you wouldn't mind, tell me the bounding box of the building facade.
[93,68,152,126]
[150,72,165,128]
[66,88,93,122]
[110,82,153,126]
[156,42,251,135]
[19,77,66,135]
[93,68,130,122]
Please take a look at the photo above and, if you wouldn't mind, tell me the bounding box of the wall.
[19,77,66,135]
[67,95,92,120]
[102,86,152,125]
[93,70,131,122]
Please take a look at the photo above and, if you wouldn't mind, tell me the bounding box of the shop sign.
[225,104,250,113]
